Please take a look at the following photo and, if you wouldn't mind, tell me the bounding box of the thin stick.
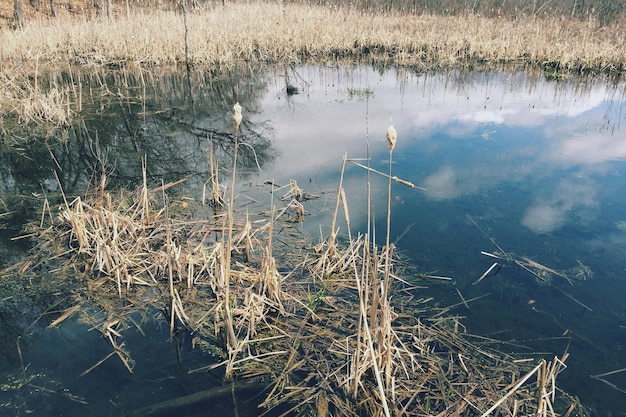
[80,351,116,377]
[47,304,81,328]
[591,367,626,379]
[589,376,626,395]
[330,154,348,242]
[16,336,25,375]
[473,262,500,285]
[455,288,470,309]
[347,159,425,190]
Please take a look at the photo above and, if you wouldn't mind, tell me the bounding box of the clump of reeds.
[0,71,73,127]
[8,116,588,417]
[20,86,73,126]
[0,2,624,75]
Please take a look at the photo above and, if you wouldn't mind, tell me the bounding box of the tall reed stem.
[383,123,396,391]
[383,124,396,301]
[224,103,243,377]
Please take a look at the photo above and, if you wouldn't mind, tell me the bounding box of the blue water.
[253,67,626,414]
[2,66,626,415]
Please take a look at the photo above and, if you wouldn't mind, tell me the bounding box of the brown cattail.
[232,102,243,130]
[386,124,397,152]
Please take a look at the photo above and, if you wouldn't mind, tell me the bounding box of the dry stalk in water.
[204,138,226,208]
[12,108,588,417]
[382,123,397,391]
[223,102,244,377]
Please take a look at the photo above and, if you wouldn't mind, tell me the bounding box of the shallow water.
[253,66,626,414]
[1,65,626,415]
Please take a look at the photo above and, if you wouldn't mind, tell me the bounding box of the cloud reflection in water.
[255,66,625,235]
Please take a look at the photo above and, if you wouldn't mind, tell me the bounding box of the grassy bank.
[0,1,624,75]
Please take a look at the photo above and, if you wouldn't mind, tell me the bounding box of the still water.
[257,67,626,414]
[1,65,626,415]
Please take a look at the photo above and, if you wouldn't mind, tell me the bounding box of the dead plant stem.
[224,104,241,373]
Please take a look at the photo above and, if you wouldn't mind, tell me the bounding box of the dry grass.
[0,2,624,74]
[0,2,614,413]
[0,70,73,126]
[5,114,590,416]
[1,1,623,129]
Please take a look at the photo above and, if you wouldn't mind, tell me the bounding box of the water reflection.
[256,67,626,237]
[252,66,626,415]
[2,64,626,416]
[0,67,276,200]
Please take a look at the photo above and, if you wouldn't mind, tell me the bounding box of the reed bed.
[0,2,624,75]
[0,71,73,127]
[7,109,589,416]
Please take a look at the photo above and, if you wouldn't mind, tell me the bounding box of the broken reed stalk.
[327,153,349,264]
[205,135,225,208]
[224,102,243,377]
[141,157,150,224]
[165,192,177,334]
[347,160,421,189]
[474,262,500,285]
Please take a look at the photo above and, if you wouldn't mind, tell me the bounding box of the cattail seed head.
[232,102,243,130]
[386,124,397,152]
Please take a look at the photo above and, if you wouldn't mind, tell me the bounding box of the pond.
[1,64,625,416]
[259,66,626,415]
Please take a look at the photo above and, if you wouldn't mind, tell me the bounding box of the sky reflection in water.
[252,66,626,414]
[257,67,625,234]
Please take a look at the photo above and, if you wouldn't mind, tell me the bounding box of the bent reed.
[0,1,625,74]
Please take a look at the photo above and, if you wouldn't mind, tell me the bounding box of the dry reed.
[6,112,589,416]
[203,138,226,208]
[1,70,73,126]
[0,2,624,75]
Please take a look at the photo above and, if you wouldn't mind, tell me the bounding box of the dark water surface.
[1,65,625,415]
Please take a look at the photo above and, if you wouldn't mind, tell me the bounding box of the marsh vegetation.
[2,100,587,416]
[1,0,625,416]
[1,0,625,75]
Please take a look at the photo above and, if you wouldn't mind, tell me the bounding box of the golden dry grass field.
[0,0,624,74]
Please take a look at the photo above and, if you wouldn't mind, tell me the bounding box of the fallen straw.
[474,262,501,285]
[456,288,470,309]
